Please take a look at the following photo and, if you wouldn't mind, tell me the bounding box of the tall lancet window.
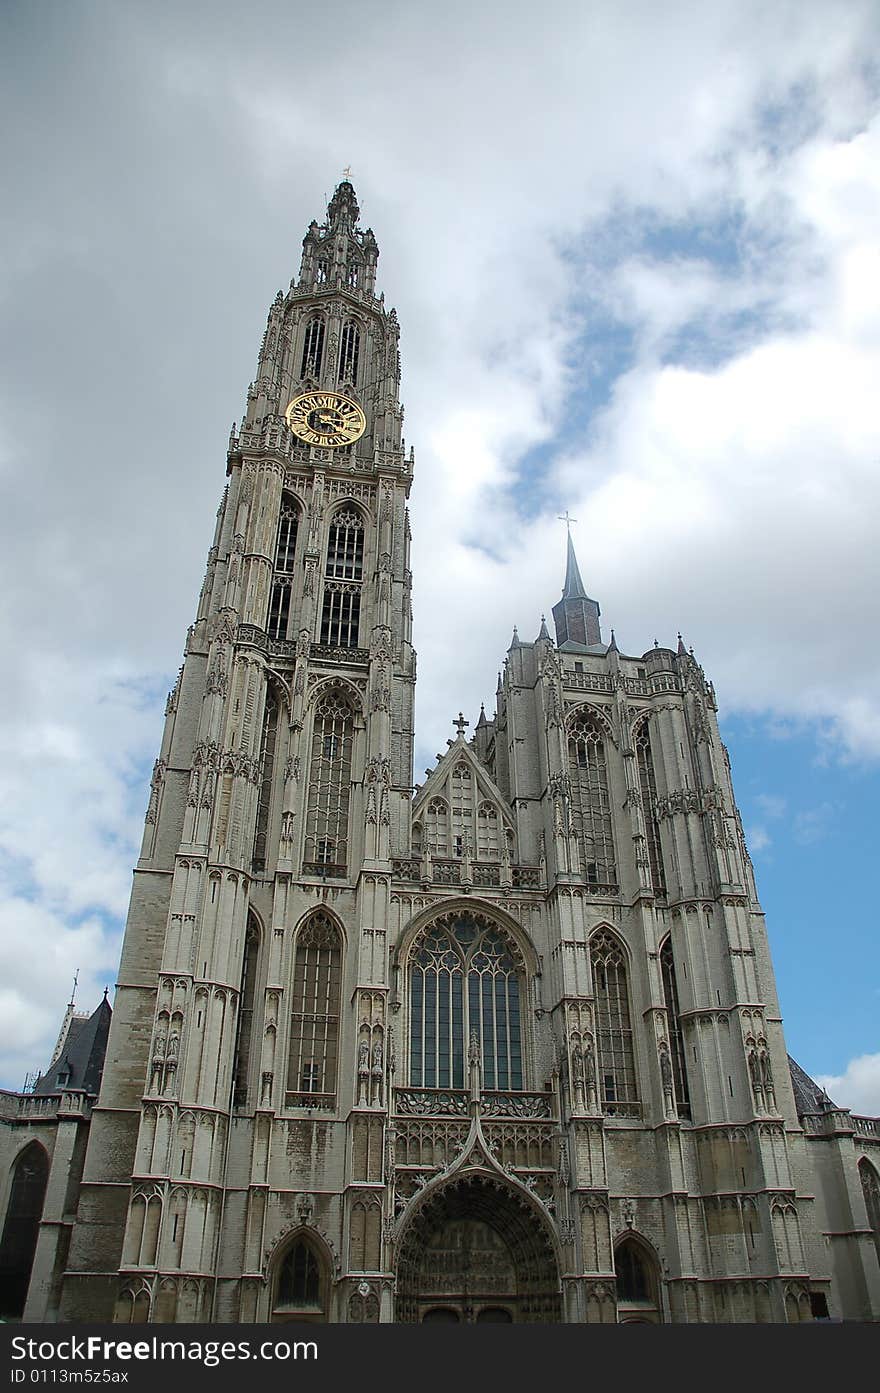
[267,497,299,641]
[568,711,617,888]
[338,321,360,384]
[320,508,364,649]
[660,938,691,1117]
[304,689,354,878]
[425,798,448,856]
[591,931,638,1113]
[859,1160,880,1264]
[409,915,523,1091]
[477,803,500,859]
[233,915,261,1107]
[286,912,341,1108]
[252,691,278,873]
[635,721,666,896]
[450,763,472,857]
[301,317,325,377]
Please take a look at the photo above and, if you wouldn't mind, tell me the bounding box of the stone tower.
[54,183,880,1325]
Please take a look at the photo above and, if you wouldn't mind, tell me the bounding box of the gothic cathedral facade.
[33,182,880,1323]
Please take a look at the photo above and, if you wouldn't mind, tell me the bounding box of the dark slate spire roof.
[788,1055,837,1116]
[552,534,602,650]
[33,996,112,1096]
[562,532,587,600]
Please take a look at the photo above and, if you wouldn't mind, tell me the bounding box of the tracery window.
[320,508,364,648]
[346,260,360,288]
[252,691,278,873]
[568,711,617,888]
[274,1237,328,1320]
[615,1237,659,1311]
[591,931,638,1112]
[267,499,299,641]
[659,937,690,1118]
[636,722,666,896]
[316,259,328,286]
[338,320,360,384]
[409,916,523,1091]
[300,317,325,377]
[859,1159,880,1264]
[286,913,341,1107]
[303,690,353,877]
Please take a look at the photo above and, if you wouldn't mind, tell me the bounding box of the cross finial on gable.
[453,712,469,737]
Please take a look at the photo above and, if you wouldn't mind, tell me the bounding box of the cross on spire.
[453,712,469,737]
[342,164,353,180]
[558,510,577,534]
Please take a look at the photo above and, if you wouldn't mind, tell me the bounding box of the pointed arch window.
[591,931,638,1114]
[636,722,666,896]
[233,915,261,1107]
[339,321,360,384]
[315,259,328,286]
[450,762,473,858]
[659,938,690,1118]
[252,691,278,873]
[346,260,361,289]
[859,1159,880,1264]
[615,1236,660,1316]
[320,508,364,649]
[568,712,617,889]
[424,798,448,857]
[0,1142,49,1318]
[409,915,523,1091]
[301,318,325,377]
[477,802,500,860]
[286,913,341,1108]
[304,690,354,878]
[267,497,299,641]
[274,1236,328,1321]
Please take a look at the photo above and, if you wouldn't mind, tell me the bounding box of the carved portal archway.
[395,1173,561,1323]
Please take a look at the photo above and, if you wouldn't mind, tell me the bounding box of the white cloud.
[744,825,772,855]
[816,1054,880,1117]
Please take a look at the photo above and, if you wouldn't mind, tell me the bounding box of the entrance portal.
[396,1173,561,1323]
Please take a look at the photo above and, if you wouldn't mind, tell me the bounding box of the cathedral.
[1,181,879,1325]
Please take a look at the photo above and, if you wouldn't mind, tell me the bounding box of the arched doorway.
[0,1142,50,1318]
[396,1173,561,1323]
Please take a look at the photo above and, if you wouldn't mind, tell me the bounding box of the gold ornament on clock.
[285,390,366,448]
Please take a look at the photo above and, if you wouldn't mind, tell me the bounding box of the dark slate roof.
[562,533,588,600]
[33,996,112,1096]
[788,1055,837,1116]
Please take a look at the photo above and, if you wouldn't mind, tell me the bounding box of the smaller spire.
[476,703,487,728]
[496,671,503,695]
[562,532,588,600]
[677,633,687,656]
[509,626,520,649]
[608,629,619,653]
[552,531,601,649]
[537,615,550,641]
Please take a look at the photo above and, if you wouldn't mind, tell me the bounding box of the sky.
[0,0,878,1110]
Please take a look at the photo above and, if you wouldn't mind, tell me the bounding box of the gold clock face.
[285,391,366,448]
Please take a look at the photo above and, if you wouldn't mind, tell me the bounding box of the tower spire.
[551,529,602,649]
[562,530,588,600]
